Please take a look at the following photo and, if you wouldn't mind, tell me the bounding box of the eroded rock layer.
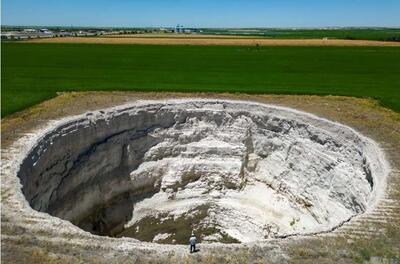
[17,100,385,244]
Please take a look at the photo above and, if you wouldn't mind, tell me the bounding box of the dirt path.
[25,37,400,46]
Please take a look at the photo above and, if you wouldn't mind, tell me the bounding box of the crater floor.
[15,100,387,244]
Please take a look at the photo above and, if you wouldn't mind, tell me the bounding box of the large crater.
[17,100,386,244]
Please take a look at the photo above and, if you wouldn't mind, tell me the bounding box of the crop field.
[2,43,400,116]
[201,28,400,41]
[25,37,400,46]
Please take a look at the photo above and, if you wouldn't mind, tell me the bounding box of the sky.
[2,0,400,28]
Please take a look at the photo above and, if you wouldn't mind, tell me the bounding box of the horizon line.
[2,24,400,30]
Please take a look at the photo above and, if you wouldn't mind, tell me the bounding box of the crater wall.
[17,100,387,244]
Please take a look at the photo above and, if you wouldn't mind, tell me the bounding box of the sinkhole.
[17,100,387,244]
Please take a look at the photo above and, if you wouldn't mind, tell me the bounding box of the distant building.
[23,29,37,33]
[58,30,74,37]
[39,29,54,37]
[175,24,185,34]
[76,31,97,37]
[1,32,15,40]
[1,29,54,40]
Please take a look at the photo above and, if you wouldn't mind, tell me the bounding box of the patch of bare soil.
[103,34,263,39]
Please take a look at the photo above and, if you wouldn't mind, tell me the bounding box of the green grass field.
[2,43,400,117]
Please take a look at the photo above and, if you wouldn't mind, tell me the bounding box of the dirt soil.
[2,92,400,264]
[103,34,264,39]
[25,37,400,46]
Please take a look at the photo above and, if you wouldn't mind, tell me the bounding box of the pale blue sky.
[2,0,399,28]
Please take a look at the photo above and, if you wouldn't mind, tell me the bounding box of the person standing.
[189,232,197,253]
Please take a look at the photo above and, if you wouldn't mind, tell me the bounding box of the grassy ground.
[2,43,400,117]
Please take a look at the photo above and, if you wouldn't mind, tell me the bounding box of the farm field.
[26,37,400,46]
[2,43,400,116]
[200,28,400,41]
[103,33,265,39]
